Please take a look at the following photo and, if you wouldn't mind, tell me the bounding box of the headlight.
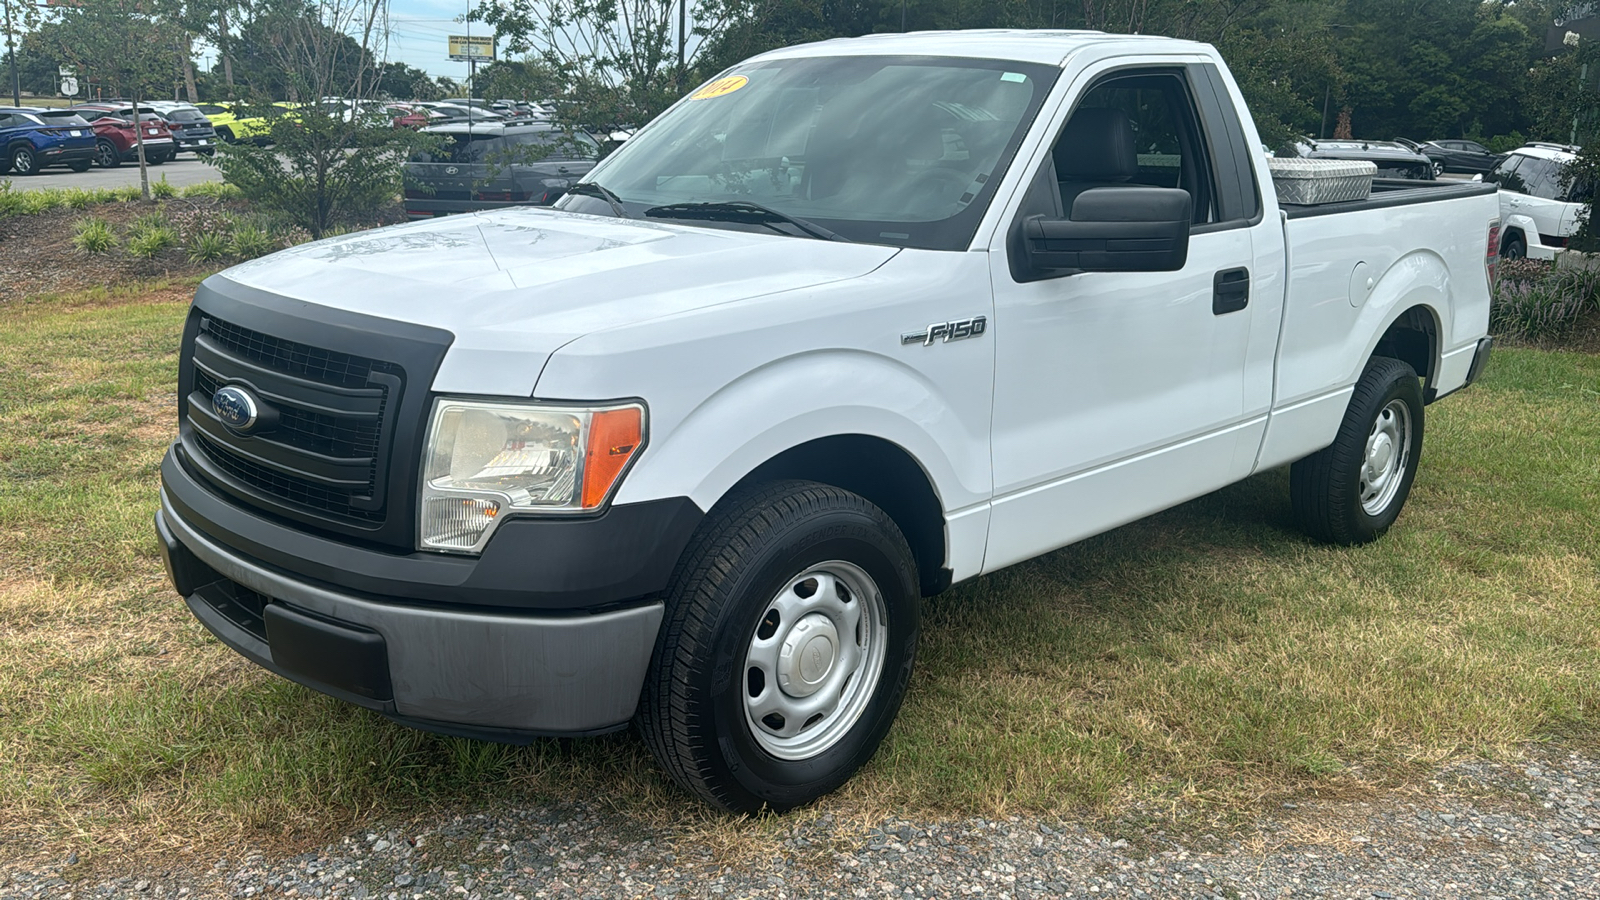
[419,399,644,553]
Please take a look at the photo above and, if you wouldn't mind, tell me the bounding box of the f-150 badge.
[902,316,987,346]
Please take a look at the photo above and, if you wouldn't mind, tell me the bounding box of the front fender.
[616,348,986,516]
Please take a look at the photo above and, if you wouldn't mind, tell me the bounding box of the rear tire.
[67,160,91,173]
[1503,234,1527,260]
[637,480,921,814]
[216,127,235,143]
[10,145,39,175]
[1291,356,1424,545]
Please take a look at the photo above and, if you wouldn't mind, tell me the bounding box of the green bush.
[127,211,171,239]
[1491,259,1600,341]
[229,224,274,260]
[70,217,118,254]
[150,177,178,200]
[126,225,178,260]
[179,182,241,201]
[187,231,232,264]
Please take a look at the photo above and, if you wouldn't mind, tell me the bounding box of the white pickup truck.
[156,30,1499,813]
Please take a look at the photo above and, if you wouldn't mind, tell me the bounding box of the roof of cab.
[748,29,1212,66]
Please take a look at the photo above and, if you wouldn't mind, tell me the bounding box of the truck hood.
[214,207,900,395]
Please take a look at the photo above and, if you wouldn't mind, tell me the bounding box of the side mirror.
[1023,186,1192,275]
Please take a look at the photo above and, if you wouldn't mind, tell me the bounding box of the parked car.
[1417,139,1503,176]
[1280,138,1436,180]
[1485,142,1587,259]
[383,103,440,129]
[403,122,599,217]
[193,103,273,144]
[147,102,219,156]
[0,107,96,174]
[420,103,506,125]
[68,104,178,167]
[160,31,1498,815]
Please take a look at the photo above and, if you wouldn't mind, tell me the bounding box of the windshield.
[569,55,1058,250]
[38,112,89,125]
[165,108,207,122]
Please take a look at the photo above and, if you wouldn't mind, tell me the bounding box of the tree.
[209,0,439,237]
[45,0,186,199]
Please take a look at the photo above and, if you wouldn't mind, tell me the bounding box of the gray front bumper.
[158,489,663,738]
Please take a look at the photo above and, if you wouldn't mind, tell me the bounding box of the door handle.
[1213,267,1250,315]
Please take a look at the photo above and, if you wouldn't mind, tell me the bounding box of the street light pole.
[3,0,20,107]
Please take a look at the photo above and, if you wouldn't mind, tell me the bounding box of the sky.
[384,0,496,83]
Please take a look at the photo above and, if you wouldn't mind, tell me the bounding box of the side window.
[1520,158,1561,200]
[1050,70,1217,225]
[1488,155,1525,193]
[0,115,16,129]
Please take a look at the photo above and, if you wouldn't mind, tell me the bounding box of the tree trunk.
[183,36,199,102]
[134,93,150,201]
[218,8,235,88]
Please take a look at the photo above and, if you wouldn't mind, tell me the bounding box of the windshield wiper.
[565,181,631,218]
[643,200,850,242]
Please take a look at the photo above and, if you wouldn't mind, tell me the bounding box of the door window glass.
[1487,154,1525,192]
[1051,71,1217,224]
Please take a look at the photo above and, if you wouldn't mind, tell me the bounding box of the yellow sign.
[690,75,749,100]
[448,35,495,62]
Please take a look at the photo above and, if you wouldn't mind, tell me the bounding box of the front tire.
[95,140,121,169]
[638,480,921,814]
[67,160,91,172]
[1291,356,1424,545]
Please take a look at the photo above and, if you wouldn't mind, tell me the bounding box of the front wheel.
[95,140,121,169]
[67,160,91,173]
[1291,356,1424,545]
[637,480,920,813]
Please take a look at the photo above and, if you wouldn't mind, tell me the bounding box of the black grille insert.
[183,314,403,529]
[200,315,402,388]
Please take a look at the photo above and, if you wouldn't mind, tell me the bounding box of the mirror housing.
[1023,186,1192,275]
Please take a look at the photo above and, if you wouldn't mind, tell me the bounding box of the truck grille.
[181,313,403,531]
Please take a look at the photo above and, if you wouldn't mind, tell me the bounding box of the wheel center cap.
[778,613,838,698]
[1368,434,1394,475]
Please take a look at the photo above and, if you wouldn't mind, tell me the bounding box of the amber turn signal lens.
[581,407,643,508]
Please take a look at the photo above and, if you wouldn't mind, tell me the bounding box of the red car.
[383,102,442,130]
[68,103,178,168]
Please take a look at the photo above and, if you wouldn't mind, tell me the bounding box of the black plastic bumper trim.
[161,445,703,612]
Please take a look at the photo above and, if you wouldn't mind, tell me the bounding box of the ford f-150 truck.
[156,30,1499,814]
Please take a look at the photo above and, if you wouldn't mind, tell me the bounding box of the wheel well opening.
[1501,228,1526,252]
[736,435,949,597]
[1374,305,1438,396]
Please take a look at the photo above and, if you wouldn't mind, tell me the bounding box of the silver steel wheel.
[1360,399,1411,516]
[742,560,888,761]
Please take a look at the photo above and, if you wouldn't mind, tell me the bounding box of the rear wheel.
[10,145,39,176]
[95,140,121,169]
[216,126,235,143]
[1503,234,1527,260]
[67,160,91,173]
[1291,356,1424,545]
[637,480,921,813]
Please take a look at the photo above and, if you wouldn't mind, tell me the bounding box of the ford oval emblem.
[445,166,459,175]
[212,385,260,432]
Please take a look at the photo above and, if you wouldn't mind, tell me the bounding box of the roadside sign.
[447,36,495,62]
[60,77,79,96]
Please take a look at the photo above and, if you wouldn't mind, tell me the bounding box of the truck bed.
[1281,179,1498,219]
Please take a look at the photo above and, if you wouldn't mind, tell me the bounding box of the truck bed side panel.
[1254,190,1497,473]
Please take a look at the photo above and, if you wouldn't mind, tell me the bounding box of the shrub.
[150,177,178,200]
[187,231,232,264]
[71,217,118,254]
[1491,260,1600,341]
[127,225,178,260]
[179,182,241,201]
[229,224,274,260]
[127,211,171,240]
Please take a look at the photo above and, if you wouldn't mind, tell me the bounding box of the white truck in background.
[156,30,1499,814]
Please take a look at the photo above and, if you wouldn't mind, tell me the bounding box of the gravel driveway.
[5,752,1598,899]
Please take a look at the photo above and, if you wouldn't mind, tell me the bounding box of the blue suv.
[0,107,97,175]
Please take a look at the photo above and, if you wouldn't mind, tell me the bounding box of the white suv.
[1488,143,1588,259]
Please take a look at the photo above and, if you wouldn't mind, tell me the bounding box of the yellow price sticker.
[690,75,749,100]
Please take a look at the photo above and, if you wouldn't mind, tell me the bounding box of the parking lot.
[1,154,223,191]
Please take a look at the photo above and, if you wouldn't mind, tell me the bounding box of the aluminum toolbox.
[1267,158,1377,205]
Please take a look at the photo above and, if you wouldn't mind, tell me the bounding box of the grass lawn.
[1,284,1597,866]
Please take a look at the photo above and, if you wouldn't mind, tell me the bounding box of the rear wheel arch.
[724,435,950,598]
[1372,304,1439,398]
